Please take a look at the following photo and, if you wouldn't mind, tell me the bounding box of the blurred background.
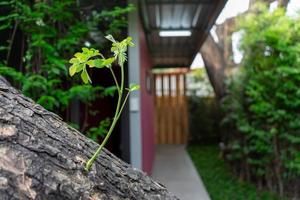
[0,0,299,199]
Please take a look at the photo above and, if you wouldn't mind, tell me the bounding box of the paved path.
[152,145,211,200]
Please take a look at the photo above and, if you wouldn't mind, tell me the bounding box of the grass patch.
[187,145,284,200]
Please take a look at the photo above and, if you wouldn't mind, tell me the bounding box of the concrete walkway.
[151,145,210,200]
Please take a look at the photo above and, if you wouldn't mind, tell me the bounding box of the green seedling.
[69,35,139,171]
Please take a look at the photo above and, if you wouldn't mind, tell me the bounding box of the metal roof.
[139,0,227,68]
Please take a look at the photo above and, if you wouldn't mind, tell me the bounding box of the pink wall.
[139,20,155,174]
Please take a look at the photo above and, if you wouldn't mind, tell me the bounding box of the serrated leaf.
[129,84,140,91]
[125,37,134,47]
[105,34,116,43]
[69,64,77,76]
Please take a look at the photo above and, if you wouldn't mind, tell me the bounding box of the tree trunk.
[0,77,178,200]
[200,0,288,99]
[200,16,237,99]
[277,0,289,8]
[200,34,226,99]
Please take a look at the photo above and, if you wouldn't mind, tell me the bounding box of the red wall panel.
[138,20,155,174]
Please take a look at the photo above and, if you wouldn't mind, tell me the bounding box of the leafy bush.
[188,96,221,144]
[222,4,300,197]
[187,68,220,143]
[0,0,132,138]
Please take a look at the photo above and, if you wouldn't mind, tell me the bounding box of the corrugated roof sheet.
[140,0,227,68]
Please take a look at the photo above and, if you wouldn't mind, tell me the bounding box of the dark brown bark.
[0,77,178,200]
[200,15,238,99]
[277,0,289,8]
[200,34,226,99]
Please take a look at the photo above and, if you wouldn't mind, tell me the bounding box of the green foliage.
[69,35,138,171]
[87,118,110,141]
[188,97,220,143]
[186,68,214,97]
[106,35,134,66]
[0,0,132,139]
[222,3,300,196]
[129,83,140,91]
[91,4,135,35]
[69,47,115,84]
[188,145,285,200]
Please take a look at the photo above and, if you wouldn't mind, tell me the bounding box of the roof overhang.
[139,0,227,68]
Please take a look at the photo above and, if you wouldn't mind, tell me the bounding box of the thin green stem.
[85,64,125,171]
[116,90,130,120]
[100,54,120,90]
[109,67,120,91]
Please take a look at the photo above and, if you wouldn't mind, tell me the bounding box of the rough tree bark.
[200,16,237,99]
[277,0,289,8]
[200,34,226,99]
[0,76,178,200]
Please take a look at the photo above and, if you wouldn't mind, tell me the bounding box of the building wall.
[139,20,155,174]
[128,0,142,170]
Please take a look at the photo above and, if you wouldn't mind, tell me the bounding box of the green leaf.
[125,37,134,47]
[129,83,140,91]
[103,86,117,96]
[105,34,116,43]
[86,60,96,68]
[69,58,78,64]
[76,63,84,72]
[0,13,18,22]
[94,59,105,68]
[69,64,77,76]
[75,52,88,62]
[37,95,58,111]
[81,70,91,84]
[74,52,82,58]
[82,47,89,53]
[0,1,14,6]
[103,57,115,67]
[86,58,115,68]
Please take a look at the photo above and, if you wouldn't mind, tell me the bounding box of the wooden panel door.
[154,72,189,144]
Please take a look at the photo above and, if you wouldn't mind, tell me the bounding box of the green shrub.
[222,3,300,197]
[188,96,221,144]
[0,0,133,139]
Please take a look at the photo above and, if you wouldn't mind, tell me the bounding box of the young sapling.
[69,35,139,171]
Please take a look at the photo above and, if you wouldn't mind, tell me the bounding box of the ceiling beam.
[147,0,212,5]
[190,0,228,66]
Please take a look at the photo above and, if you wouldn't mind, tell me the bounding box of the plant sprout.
[69,35,139,171]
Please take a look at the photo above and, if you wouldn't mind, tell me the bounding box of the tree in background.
[200,0,290,99]
[222,2,300,197]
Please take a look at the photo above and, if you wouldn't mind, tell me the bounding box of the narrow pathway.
[152,145,210,200]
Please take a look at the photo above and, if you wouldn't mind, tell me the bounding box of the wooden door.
[154,72,189,144]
